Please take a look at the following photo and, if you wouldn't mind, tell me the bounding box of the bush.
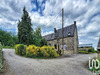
[15,44,27,56]
[15,44,59,58]
[57,50,62,55]
[26,45,39,57]
[15,44,20,54]
[88,48,95,53]
[40,46,59,57]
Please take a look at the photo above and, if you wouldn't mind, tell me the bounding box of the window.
[49,43,51,46]
[54,44,57,49]
[68,32,71,36]
[61,44,66,50]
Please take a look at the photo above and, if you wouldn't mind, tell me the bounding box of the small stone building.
[78,44,93,51]
[97,37,100,52]
[43,21,78,54]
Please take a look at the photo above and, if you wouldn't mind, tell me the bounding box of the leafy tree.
[0,29,18,46]
[12,35,19,45]
[18,7,33,45]
[40,38,47,47]
[33,27,42,46]
[33,27,47,47]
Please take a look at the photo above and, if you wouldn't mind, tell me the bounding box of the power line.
[45,10,62,26]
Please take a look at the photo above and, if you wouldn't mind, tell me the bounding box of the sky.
[0,0,100,50]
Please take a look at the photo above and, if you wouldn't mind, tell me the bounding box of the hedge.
[15,44,59,58]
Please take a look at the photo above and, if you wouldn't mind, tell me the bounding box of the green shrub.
[19,44,24,56]
[15,44,27,56]
[88,48,95,53]
[57,50,62,55]
[15,44,59,58]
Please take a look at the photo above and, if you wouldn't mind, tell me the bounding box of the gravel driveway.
[3,49,97,75]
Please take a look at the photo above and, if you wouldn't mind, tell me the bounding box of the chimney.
[74,21,76,25]
[54,28,57,38]
[54,28,56,34]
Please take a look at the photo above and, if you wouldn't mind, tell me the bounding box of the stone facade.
[43,21,78,54]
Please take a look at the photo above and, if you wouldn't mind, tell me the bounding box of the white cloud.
[0,0,100,49]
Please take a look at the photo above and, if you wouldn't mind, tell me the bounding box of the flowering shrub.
[26,45,39,57]
[15,44,20,54]
[40,46,59,57]
[15,44,59,58]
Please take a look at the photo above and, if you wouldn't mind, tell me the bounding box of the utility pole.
[62,8,64,55]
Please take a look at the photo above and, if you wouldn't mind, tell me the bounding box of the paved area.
[3,49,97,75]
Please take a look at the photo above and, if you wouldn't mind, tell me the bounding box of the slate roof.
[98,37,100,47]
[43,24,76,41]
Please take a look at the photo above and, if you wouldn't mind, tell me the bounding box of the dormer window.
[68,32,71,36]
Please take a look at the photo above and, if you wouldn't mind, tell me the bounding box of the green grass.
[78,50,98,54]
[2,46,14,49]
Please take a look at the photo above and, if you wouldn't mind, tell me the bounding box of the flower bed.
[15,44,59,58]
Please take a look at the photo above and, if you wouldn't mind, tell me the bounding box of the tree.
[33,27,47,47]
[40,38,47,47]
[33,27,42,46]
[18,7,33,45]
[12,35,19,45]
[0,29,18,46]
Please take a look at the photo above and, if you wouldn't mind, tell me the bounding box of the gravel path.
[3,49,97,75]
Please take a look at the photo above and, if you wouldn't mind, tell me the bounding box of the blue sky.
[0,0,100,50]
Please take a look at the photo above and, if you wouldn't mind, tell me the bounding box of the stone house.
[97,37,100,52]
[78,44,93,51]
[43,21,78,54]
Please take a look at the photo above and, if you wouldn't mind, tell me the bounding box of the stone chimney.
[54,28,57,38]
[54,28,56,34]
[74,21,76,25]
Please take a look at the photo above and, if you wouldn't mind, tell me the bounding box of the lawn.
[2,46,14,49]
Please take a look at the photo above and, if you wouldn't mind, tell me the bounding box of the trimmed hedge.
[15,44,59,58]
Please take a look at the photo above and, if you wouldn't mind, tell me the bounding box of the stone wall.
[74,27,78,54]
[78,47,92,51]
[47,24,78,54]
[47,37,75,54]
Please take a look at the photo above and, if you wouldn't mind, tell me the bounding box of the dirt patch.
[0,52,14,75]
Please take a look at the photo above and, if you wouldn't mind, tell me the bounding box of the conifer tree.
[18,7,33,45]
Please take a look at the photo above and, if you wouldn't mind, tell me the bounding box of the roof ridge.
[43,24,74,37]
